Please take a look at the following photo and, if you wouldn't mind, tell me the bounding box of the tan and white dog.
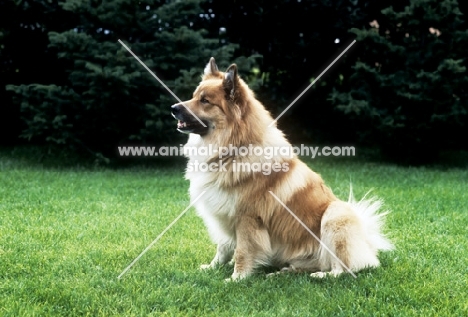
[171,57,393,280]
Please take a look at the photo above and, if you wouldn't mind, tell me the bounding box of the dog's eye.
[200,98,209,104]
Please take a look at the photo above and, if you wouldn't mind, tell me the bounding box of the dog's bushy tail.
[348,185,394,252]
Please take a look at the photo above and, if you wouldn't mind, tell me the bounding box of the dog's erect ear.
[223,64,238,100]
[204,57,219,76]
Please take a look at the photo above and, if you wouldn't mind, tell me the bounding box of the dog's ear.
[223,64,238,100]
[204,57,219,77]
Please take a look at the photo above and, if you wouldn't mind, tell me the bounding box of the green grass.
[1,148,467,316]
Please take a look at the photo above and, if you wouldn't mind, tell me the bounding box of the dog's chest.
[187,171,237,218]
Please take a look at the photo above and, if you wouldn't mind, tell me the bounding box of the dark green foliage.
[0,0,77,145]
[3,0,468,163]
[7,0,261,159]
[199,0,373,143]
[330,0,468,163]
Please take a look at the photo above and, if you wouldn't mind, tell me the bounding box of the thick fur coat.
[171,58,393,280]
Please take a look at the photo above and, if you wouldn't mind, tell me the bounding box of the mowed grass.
[0,149,467,316]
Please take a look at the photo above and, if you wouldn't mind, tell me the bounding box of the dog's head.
[171,57,251,137]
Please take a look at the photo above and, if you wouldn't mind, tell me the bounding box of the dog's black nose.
[171,104,181,115]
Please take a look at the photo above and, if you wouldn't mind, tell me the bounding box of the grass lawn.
[1,148,467,316]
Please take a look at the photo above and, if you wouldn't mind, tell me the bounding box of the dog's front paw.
[226,271,249,282]
[266,265,297,278]
[200,263,214,270]
[310,271,327,278]
[224,272,245,282]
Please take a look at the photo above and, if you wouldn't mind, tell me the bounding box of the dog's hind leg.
[266,258,321,277]
[312,202,357,277]
[229,215,272,281]
[288,257,321,273]
[311,201,380,278]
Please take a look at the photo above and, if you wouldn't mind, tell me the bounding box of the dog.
[171,57,393,280]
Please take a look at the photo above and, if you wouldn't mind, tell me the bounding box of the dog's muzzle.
[171,103,209,135]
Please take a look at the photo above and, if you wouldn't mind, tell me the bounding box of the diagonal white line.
[118,39,207,127]
[269,40,356,127]
[268,191,357,278]
[117,190,207,279]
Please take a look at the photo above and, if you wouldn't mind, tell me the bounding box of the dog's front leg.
[230,215,271,280]
[200,240,235,270]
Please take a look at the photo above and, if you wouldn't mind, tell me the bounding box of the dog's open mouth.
[177,120,196,131]
[176,119,209,135]
[171,104,209,135]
